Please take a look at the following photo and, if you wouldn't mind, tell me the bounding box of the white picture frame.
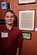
[19,0,35,4]
[1,2,7,9]
[19,10,35,31]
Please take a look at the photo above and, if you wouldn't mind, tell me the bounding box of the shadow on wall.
[0,19,5,25]
[14,15,18,27]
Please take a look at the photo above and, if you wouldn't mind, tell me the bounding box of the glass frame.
[22,32,32,40]
[18,10,35,31]
[19,0,36,4]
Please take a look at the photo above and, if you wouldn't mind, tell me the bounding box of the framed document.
[1,2,7,9]
[19,0,35,4]
[23,32,32,40]
[19,10,35,31]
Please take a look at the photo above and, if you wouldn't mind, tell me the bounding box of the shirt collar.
[4,24,15,31]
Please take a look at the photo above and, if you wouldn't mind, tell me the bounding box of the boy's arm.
[16,48,20,55]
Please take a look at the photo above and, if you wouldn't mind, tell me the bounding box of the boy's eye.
[11,16,14,18]
[6,16,9,18]
[5,16,14,18]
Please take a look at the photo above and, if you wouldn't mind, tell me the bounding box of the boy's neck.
[6,24,13,30]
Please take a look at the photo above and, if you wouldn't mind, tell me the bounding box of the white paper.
[1,32,8,38]
[19,10,35,30]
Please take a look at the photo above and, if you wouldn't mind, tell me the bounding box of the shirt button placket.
[7,42,10,55]
[8,42,10,45]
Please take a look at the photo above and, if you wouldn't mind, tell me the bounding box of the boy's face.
[4,12,15,25]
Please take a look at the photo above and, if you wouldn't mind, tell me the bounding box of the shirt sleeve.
[17,30,23,48]
[0,25,1,37]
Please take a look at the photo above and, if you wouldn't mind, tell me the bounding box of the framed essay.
[19,0,35,4]
[22,32,32,40]
[19,10,35,31]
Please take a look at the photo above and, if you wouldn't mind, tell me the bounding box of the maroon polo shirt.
[0,25,23,55]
